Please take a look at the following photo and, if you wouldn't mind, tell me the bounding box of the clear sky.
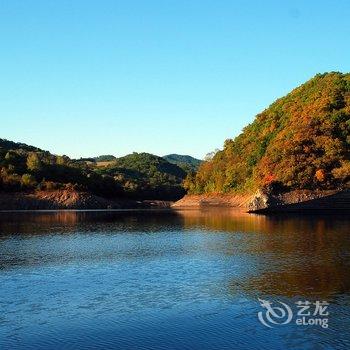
[1,0,350,159]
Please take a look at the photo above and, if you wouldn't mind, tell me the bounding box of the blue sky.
[1,0,350,159]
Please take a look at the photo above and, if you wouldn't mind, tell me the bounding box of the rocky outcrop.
[247,189,282,211]
[247,188,350,212]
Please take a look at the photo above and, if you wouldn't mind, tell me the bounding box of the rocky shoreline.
[0,190,172,210]
[172,189,350,212]
[247,188,350,212]
[1,188,349,212]
[172,193,250,208]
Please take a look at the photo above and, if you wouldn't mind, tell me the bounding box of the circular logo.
[258,298,293,328]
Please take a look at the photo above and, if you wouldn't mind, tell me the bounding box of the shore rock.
[247,189,282,212]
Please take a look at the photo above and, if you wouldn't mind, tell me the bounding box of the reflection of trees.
[1,209,349,299]
[176,208,349,236]
[0,210,185,270]
[177,209,350,298]
[0,210,185,236]
[229,264,350,299]
[176,208,266,233]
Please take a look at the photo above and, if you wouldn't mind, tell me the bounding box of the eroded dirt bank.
[173,189,350,212]
[172,193,251,208]
[0,190,172,210]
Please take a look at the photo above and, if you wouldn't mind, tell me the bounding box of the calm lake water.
[0,209,349,350]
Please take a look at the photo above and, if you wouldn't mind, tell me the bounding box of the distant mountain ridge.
[163,154,202,172]
[77,153,202,172]
[96,152,186,200]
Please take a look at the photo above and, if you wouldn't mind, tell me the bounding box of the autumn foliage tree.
[186,72,350,194]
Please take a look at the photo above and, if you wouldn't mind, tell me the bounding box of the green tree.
[27,152,42,172]
[21,173,37,188]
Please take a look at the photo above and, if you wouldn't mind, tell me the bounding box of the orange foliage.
[187,72,350,194]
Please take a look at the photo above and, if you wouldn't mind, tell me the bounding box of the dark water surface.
[0,209,349,349]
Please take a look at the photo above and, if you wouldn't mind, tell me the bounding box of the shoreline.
[1,188,349,212]
[0,190,173,211]
[172,189,350,212]
[172,193,251,209]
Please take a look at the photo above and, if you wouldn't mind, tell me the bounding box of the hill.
[96,152,186,200]
[163,154,202,172]
[185,72,350,194]
[0,141,186,201]
[0,139,43,153]
[0,139,124,197]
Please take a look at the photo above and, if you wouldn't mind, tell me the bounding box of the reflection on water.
[0,209,349,350]
[179,209,350,299]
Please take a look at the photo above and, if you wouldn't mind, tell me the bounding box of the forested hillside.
[185,72,350,194]
[0,141,186,200]
[96,152,186,200]
[0,139,123,197]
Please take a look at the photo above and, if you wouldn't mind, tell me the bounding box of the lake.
[0,209,349,349]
